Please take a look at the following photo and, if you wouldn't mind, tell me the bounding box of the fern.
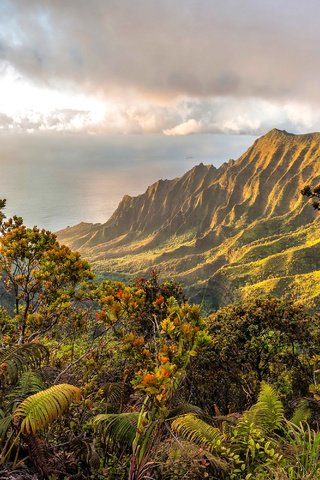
[290,400,311,426]
[102,382,125,410]
[8,371,45,405]
[171,414,229,471]
[0,414,12,442]
[167,402,204,420]
[13,383,81,434]
[94,412,139,447]
[235,382,285,441]
[255,382,285,433]
[171,413,225,452]
[0,343,49,384]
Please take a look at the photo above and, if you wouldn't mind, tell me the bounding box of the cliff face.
[57,129,320,308]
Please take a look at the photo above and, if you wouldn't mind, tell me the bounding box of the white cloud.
[163,119,202,136]
[1,60,320,136]
[2,92,320,136]
[0,62,106,127]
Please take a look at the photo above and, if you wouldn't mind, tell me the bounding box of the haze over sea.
[0,133,255,231]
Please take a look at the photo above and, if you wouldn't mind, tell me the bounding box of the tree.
[301,184,320,210]
[186,296,320,414]
[0,221,93,344]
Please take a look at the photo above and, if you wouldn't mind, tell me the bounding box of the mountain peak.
[57,128,320,308]
[268,128,290,135]
[58,128,320,250]
[263,128,320,141]
[260,129,296,142]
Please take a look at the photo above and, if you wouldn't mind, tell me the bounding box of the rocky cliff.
[58,129,320,309]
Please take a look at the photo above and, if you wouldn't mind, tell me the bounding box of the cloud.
[163,119,202,136]
[1,93,320,136]
[1,1,320,135]
[1,0,320,102]
[0,108,96,132]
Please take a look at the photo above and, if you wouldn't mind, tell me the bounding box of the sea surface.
[0,133,256,231]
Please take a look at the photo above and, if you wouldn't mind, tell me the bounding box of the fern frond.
[93,412,139,447]
[167,402,204,420]
[8,371,45,405]
[102,382,125,409]
[256,382,285,433]
[290,400,311,426]
[171,414,225,453]
[0,343,49,384]
[13,383,81,434]
[171,414,229,471]
[157,437,228,473]
[234,409,261,444]
[235,382,284,441]
[0,414,12,441]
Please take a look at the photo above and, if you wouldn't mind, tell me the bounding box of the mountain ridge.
[57,129,320,308]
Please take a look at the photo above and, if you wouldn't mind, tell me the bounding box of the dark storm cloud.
[1,0,320,102]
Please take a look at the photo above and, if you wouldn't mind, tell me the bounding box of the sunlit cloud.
[163,119,202,136]
[0,62,107,131]
[2,74,320,136]
[1,1,320,136]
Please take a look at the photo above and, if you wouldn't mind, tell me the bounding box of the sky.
[1,0,320,135]
[0,0,319,229]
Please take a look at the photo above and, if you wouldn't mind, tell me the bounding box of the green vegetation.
[301,184,320,210]
[2,198,320,479]
[57,129,320,310]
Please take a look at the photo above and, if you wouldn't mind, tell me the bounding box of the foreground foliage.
[186,296,320,414]
[2,199,320,479]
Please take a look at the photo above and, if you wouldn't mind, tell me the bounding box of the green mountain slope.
[57,129,320,308]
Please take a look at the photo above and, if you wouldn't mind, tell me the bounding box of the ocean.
[0,133,256,231]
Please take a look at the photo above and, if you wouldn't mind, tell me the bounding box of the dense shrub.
[185,296,320,413]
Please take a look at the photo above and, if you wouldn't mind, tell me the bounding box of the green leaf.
[13,383,81,434]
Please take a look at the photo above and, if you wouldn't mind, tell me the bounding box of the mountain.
[57,129,320,309]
